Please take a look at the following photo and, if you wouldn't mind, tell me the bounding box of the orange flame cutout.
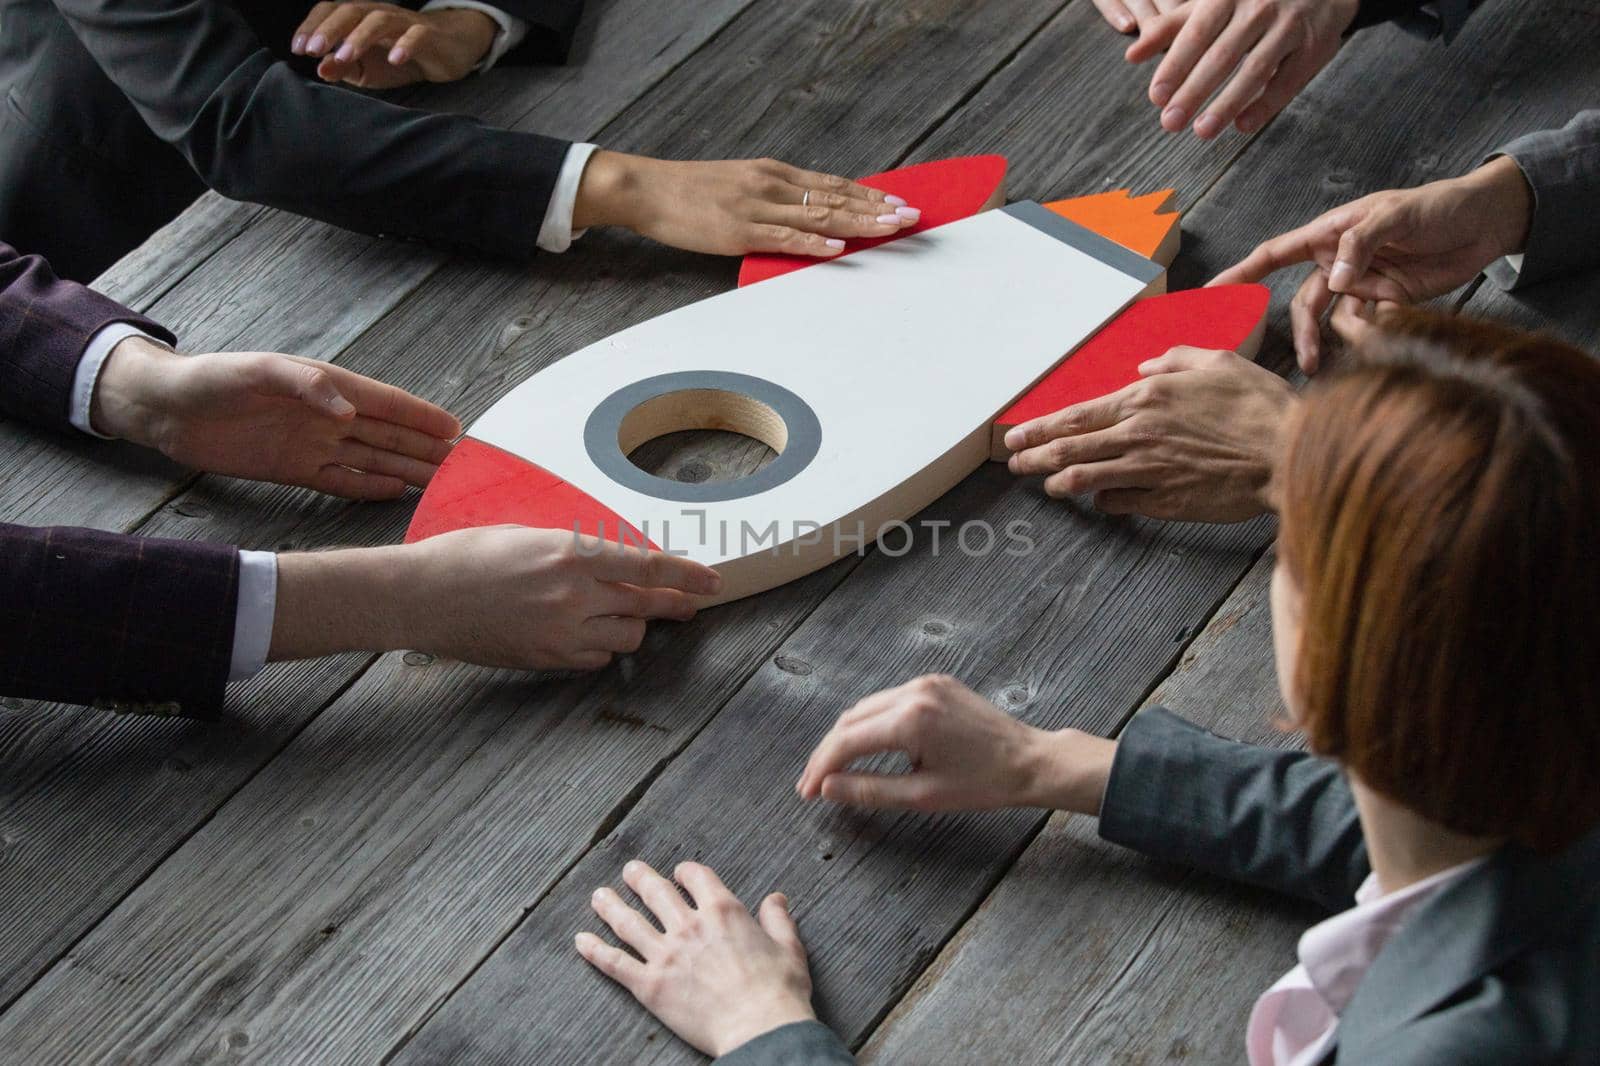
[1043,188,1181,266]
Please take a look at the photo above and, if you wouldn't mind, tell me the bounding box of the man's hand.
[269,529,723,670]
[572,152,922,258]
[796,674,1117,814]
[1004,346,1296,523]
[1091,0,1189,37]
[1212,156,1535,370]
[576,861,816,1058]
[92,338,460,500]
[291,2,497,89]
[1125,0,1359,138]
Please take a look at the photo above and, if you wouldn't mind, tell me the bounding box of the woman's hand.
[796,674,1116,814]
[1004,346,1297,521]
[1212,156,1535,370]
[291,2,497,89]
[270,530,721,669]
[1126,0,1359,138]
[576,860,817,1058]
[572,152,922,258]
[92,338,460,500]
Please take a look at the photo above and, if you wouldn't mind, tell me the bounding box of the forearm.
[268,545,418,661]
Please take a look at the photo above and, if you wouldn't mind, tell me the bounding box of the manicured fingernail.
[1194,114,1222,139]
[824,238,846,250]
[895,206,920,221]
[876,213,901,224]
[1117,14,1135,32]
[1151,81,1173,106]
[1329,260,1356,291]
[884,194,908,207]
[292,34,307,53]
[591,888,605,902]
[328,396,356,415]
[335,42,355,62]
[624,860,642,875]
[307,34,327,54]
[1161,106,1187,130]
[389,46,408,64]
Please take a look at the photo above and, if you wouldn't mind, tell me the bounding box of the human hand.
[576,860,816,1058]
[269,529,722,668]
[1004,347,1295,521]
[290,2,496,89]
[1125,0,1359,138]
[796,674,1116,814]
[1092,0,1189,37]
[1212,157,1535,370]
[572,151,922,258]
[92,338,460,499]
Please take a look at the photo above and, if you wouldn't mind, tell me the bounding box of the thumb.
[267,359,357,418]
[758,893,806,958]
[1137,345,1223,376]
[1328,209,1403,294]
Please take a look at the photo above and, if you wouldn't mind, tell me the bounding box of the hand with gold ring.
[571,152,921,258]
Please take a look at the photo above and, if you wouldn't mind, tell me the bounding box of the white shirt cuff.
[421,1,527,71]
[229,550,279,683]
[538,142,600,253]
[71,323,172,439]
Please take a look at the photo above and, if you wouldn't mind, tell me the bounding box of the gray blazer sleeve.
[713,1021,855,1066]
[1486,110,1600,290]
[1097,707,1369,912]
[47,0,571,261]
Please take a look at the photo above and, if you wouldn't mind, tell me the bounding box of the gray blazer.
[1488,110,1600,290]
[721,707,1600,1064]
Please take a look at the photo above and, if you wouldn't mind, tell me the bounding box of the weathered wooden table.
[2,2,1595,1062]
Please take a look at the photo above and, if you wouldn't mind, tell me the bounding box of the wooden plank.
[1459,272,1600,350]
[388,8,1600,1063]
[858,553,1318,1064]
[0,0,1081,1053]
[0,0,758,532]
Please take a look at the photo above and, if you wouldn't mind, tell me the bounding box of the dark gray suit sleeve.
[1485,111,1600,290]
[1348,0,1485,42]
[1097,707,1369,912]
[48,0,571,261]
[713,1022,855,1066]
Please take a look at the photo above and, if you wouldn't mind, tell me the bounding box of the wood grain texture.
[0,0,1080,1056]
[858,553,1316,1065]
[0,0,758,535]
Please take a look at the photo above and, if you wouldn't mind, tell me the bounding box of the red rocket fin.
[406,437,657,549]
[737,154,1008,287]
[1043,188,1181,266]
[990,284,1270,460]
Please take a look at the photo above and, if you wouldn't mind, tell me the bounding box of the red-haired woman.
[576,306,1600,1064]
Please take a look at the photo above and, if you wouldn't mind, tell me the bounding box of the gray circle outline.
[583,370,822,503]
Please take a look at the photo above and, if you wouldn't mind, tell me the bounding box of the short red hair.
[1279,308,1600,851]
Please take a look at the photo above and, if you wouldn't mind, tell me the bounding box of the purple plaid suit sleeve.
[0,524,239,718]
[0,240,175,434]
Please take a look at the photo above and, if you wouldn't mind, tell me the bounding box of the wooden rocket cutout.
[407,156,1269,606]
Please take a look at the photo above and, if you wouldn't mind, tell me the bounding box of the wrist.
[1018,727,1116,814]
[1254,389,1300,515]
[91,335,178,444]
[268,544,419,662]
[426,8,497,62]
[572,150,651,231]
[1463,155,1534,258]
[711,1003,818,1058]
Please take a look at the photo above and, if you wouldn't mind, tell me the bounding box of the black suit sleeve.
[486,0,585,64]
[0,241,174,435]
[1097,706,1370,911]
[47,0,572,261]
